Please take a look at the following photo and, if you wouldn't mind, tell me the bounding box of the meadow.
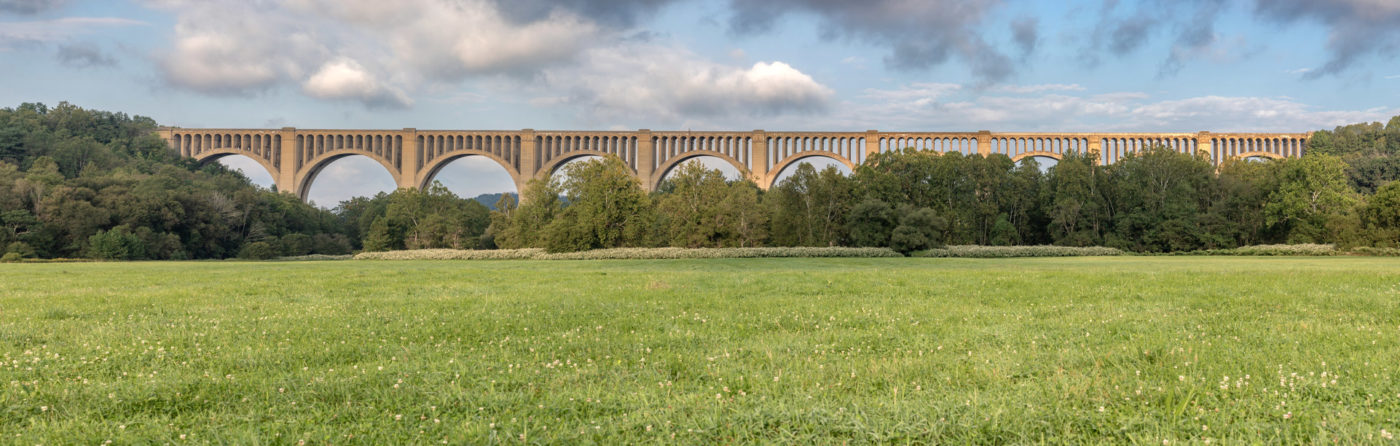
[1,257,1398,444]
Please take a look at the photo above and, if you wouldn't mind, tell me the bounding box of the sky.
[3,0,1399,207]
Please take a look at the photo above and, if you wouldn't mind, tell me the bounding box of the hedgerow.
[912,245,1125,258]
[354,249,545,260]
[1185,244,1339,256]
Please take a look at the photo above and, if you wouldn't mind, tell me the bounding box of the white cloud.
[993,84,1086,94]
[145,0,830,119]
[302,58,411,108]
[543,43,833,123]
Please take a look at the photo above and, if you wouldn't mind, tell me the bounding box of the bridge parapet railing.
[534,131,643,172]
[649,131,756,172]
[874,132,982,159]
[763,131,872,169]
[415,130,523,172]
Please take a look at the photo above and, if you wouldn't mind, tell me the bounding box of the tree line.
[0,103,351,261]
[3,102,1398,260]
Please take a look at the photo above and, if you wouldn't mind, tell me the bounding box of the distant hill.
[471,192,518,210]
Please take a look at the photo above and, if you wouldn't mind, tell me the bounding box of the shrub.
[354,249,546,261]
[5,241,36,259]
[0,252,22,263]
[1189,244,1339,256]
[1347,246,1400,257]
[274,254,355,261]
[238,241,279,260]
[913,245,1125,258]
[534,247,902,260]
[890,206,946,255]
[281,233,314,256]
[86,226,146,260]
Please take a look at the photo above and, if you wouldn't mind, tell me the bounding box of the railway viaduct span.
[157,128,1310,201]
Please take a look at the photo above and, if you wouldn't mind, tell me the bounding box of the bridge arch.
[651,150,749,190]
[295,152,403,201]
[764,152,857,189]
[536,151,636,181]
[1009,150,1064,163]
[1234,151,1285,161]
[418,151,525,193]
[193,149,280,185]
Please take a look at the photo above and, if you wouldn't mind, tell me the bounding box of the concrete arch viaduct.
[157,128,1311,201]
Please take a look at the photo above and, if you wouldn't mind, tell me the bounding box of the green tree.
[86,225,144,260]
[1108,145,1219,252]
[1265,154,1358,243]
[768,163,853,246]
[488,179,564,249]
[654,161,740,247]
[889,206,946,255]
[1360,181,1400,247]
[541,156,655,252]
[1044,151,1107,246]
[846,198,895,247]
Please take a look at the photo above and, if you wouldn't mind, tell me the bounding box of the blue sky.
[3,0,1398,207]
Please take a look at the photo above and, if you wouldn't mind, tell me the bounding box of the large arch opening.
[658,156,745,184]
[1020,155,1059,173]
[771,156,853,186]
[209,154,277,190]
[548,155,605,183]
[301,155,398,209]
[421,155,519,209]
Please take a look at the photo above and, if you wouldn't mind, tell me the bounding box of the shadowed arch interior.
[652,153,747,189]
[297,154,399,205]
[419,153,522,196]
[767,154,854,188]
[195,151,279,185]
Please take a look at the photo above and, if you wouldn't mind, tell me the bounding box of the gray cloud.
[493,0,678,26]
[727,0,1015,82]
[0,0,67,14]
[55,42,116,68]
[1253,0,1400,78]
[1081,0,1396,78]
[1011,18,1038,56]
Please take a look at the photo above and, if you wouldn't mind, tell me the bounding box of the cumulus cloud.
[302,58,411,108]
[147,0,834,119]
[727,0,1015,82]
[544,43,833,123]
[0,0,67,14]
[148,0,601,103]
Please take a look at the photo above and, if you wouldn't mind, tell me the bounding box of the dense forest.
[2,102,1398,260]
[0,103,351,260]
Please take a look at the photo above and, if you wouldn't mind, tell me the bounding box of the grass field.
[2,257,1398,444]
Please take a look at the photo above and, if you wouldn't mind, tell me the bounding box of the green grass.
[2,257,1398,444]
